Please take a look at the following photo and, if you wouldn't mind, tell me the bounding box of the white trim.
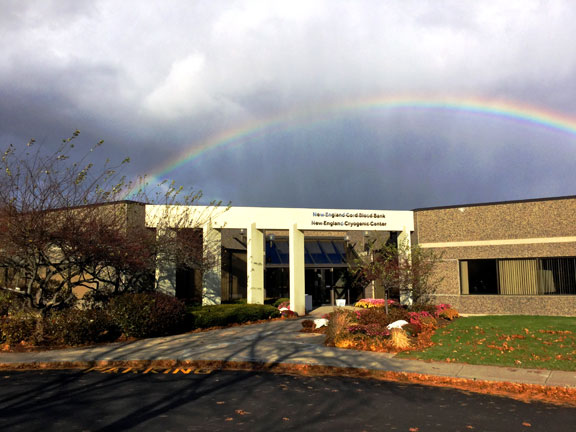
[420,236,576,248]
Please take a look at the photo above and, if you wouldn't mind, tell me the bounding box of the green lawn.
[398,315,576,371]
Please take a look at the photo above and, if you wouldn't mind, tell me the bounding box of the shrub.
[439,308,459,321]
[190,304,280,329]
[108,292,187,338]
[386,307,411,323]
[0,291,25,317]
[79,289,116,310]
[325,308,355,345]
[301,319,315,329]
[45,309,120,346]
[276,301,291,310]
[270,298,290,307]
[408,304,437,315]
[389,328,411,350]
[0,311,39,345]
[434,303,452,315]
[355,306,409,327]
[419,315,438,330]
[222,298,247,305]
[0,292,13,317]
[402,323,421,337]
[355,307,388,326]
[408,310,435,326]
[348,323,389,337]
[280,309,298,318]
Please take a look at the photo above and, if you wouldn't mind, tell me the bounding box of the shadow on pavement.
[0,317,432,430]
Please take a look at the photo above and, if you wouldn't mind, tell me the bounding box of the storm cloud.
[1,0,575,209]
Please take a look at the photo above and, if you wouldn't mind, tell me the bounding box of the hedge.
[44,308,120,346]
[108,292,187,338]
[189,304,280,329]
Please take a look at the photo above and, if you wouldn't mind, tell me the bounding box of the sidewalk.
[1,310,575,389]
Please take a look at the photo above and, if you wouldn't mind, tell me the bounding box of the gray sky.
[1,0,575,210]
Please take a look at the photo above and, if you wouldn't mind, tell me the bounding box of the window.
[265,239,347,266]
[461,257,576,295]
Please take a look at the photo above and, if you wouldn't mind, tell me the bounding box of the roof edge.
[413,194,576,212]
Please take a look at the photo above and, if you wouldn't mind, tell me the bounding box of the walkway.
[1,310,575,388]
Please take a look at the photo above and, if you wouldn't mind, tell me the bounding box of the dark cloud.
[1,0,576,210]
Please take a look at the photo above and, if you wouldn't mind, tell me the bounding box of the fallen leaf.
[522,422,532,427]
[282,417,290,421]
[216,401,225,405]
[235,409,250,416]
[225,418,233,422]
[409,428,419,432]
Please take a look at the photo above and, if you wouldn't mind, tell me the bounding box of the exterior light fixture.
[267,233,275,247]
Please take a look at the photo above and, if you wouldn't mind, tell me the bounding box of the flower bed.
[324,301,459,353]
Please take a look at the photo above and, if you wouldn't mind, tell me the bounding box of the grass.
[398,315,576,371]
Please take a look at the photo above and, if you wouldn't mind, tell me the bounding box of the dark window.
[465,259,499,295]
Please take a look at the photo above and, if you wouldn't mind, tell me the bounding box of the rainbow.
[125,95,576,197]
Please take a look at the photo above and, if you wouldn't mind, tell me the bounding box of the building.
[147,205,414,315]
[147,195,576,317]
[415,195,576,316]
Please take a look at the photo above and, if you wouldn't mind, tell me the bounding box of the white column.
[397,227,413,306]
[289,224,305,315]
[247,223,265,304]
[202,223,222,305]
[155,228,176,296]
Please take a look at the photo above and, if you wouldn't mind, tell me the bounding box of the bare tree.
[0,131,223,314]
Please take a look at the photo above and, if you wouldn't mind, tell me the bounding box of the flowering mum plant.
[277,301,291,311]
[434,303,452,317]
[354,298,397,309]
[277,301,297,318]
[280,309,297,318]
[348,324,390,337]
[439,308,459,320]
[407,310,433,326]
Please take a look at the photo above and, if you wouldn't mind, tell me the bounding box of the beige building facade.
[416,196,576,316]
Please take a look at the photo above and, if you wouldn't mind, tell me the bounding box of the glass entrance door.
[305,268,347,306]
